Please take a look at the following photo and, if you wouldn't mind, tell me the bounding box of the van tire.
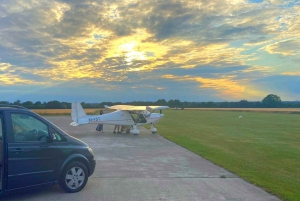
[59,161,88,193]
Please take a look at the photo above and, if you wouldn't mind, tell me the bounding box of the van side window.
[52,130,67,142]
[0,118,2,140]
[11,113,49,142]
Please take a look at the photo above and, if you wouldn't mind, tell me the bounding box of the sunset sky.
[1,0,299,103]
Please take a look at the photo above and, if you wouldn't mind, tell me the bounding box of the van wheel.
[59,161,88,193]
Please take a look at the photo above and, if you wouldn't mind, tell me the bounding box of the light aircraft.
[70,102,169,135]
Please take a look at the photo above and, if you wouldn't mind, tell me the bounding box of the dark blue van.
[0,105,95,194]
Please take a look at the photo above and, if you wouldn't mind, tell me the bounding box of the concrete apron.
[2,116,280,201]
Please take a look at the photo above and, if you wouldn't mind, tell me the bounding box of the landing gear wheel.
[59,161,88,193]
[150,123,157,134]
[131,125,140,135]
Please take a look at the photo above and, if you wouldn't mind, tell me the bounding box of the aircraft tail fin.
[71,102,87,124]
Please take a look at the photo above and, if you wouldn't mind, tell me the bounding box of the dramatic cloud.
[161,74,246,98]
[263,40,300,55]
[0,0,299,102]
[0,62,48,85]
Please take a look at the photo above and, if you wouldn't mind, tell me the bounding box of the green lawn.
[154,110,300,201]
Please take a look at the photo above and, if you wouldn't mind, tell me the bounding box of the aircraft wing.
[147,106,169,110]
[105,105,169,111]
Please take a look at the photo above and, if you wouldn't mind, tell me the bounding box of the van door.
[6,112,57,191]
[0,115,3,192]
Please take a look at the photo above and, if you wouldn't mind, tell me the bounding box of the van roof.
[0,104,29,110]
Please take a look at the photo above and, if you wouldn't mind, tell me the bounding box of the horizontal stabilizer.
[70,122,79,126]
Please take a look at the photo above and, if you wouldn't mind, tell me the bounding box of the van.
[0,105,95,194]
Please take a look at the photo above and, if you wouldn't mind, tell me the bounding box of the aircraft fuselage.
[77,110,163,126]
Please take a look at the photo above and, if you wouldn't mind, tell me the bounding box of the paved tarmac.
[1,116,280,201]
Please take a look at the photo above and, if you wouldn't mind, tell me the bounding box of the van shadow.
[0,185,64,200]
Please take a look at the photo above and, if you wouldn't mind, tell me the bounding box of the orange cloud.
[282,71,300,76]
[162,74,245,98]
[0,63,47,85]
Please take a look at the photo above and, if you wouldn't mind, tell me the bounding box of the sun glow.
[101,29,169,71]
[119,42,147,65]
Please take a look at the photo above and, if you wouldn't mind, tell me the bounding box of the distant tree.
[219,101,229,108]
[254,101,262,108]
[22,101,33,106]
[166,99,181,108]
[61,102,71,109]
[34,101,42,109]
[239,99,249,108]
[45,100,62,109]
[200,102,206,108]
[262,94,282,108]
[173,99,181,108]
[0,101,10,104]
[206,101,216,108]
[155,99,167,106]
[167,99,175,107]
[22,101,34,108]
[182,101,189,108]
[14,100,21,105]
[34,101,42,106]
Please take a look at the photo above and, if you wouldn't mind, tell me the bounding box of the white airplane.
[70,102,169,135]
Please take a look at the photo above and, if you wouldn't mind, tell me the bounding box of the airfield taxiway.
[1,116,280,201]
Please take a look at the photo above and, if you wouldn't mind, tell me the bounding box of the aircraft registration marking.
[89,117,100,122]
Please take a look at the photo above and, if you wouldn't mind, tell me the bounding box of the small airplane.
[70,102,169,135]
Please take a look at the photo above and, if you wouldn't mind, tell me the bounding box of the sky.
[0,0,299,103]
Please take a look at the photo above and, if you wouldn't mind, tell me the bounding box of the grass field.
[185,108,300,114]
[155,110,300,201]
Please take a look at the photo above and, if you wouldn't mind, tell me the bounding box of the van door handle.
[11,148,23,154]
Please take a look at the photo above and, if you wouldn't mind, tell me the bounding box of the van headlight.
[88,147,94,155]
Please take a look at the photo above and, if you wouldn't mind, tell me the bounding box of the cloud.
[282,71,300,76]
[263,39,300,55]
[0,63,48,85]
[161,74,246,98]
[0,0,299,101]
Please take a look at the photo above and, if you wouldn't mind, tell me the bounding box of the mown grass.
[155,110,300,201]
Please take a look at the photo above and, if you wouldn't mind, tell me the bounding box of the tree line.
[0,94,299,109]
